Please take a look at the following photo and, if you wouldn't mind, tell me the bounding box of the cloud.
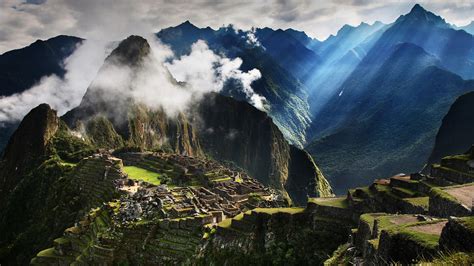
[0,39,110,122]
[165,40,266,110]
[1,0,473,53]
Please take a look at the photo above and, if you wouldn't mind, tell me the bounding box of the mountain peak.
[410,3,425,13]
[179,20,196,28]
[397,3,447,27]
[106,35,150,66]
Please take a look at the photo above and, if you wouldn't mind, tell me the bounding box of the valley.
[0,2,473,265]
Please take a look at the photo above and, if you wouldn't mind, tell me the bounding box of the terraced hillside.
[31,148,474,264]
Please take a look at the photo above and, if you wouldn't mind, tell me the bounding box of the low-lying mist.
[0,34,266,123]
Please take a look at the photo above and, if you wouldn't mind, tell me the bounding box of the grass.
[123,166,161,185]
[217,218,232,228]
[60,161,77,167]
[458,216,474,232]
[309,197,349,208]
[36,248,61,258]
[403,197,429,208]
[211,177,232,182]
[391,228,440,250]
[427,251,474,265]
[392,186,417,197]
[252,207,305,215]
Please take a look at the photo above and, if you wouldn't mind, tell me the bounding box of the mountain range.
[0,3,473,265]
[0,4,473,194]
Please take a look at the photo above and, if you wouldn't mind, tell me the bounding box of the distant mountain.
[425,91,474,168]
[155,20,214,56]
[302,21,387,114]
[303,4,474,193]
[158,22,313,146]
[365,4,474,80]
[458,21,474,35]
[0,35,82,97]
[283,28,321,51]
[255,27,321,80]
[307,42,474,194]
[63,35,332,204]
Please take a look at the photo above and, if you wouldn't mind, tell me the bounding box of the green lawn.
[123,166,161,185]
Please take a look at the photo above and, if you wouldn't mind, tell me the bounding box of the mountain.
[362,4,474,80]
[0,35,82,97]
[283,28,321,51]
[254,27,321,80]
[62,35,332,203]
[458,21,474,35]
[305,21,388,114]
[425,91,474,168]
[154,20,215,56]
[0,104,59,204]
[304,4,474,193]
[0,35,332,264]
[307,42,474,194]
[158,22,313,146]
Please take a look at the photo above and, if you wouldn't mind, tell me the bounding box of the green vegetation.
[388,227,440,250]
[404,197,429,208]
[51,122,95,163]
[86,116,124,149]
[252,207,305,215]
[428,251,474,265]
[442,153,471,161]
[123,166,162,185]
[430,186,462,205]
[458,216,474,232]
[324,243,351,265]
[309,197,349,208]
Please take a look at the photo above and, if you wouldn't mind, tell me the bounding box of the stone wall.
[439,217,474,252]
[428,187,472,218]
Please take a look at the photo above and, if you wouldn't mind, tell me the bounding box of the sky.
[1,0,474,53]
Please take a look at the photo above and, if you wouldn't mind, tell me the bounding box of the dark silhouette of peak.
[0,35,82,97]
[425,90,474,169]
[106,35,150,65]
[178,20,198,29]
[0,103,59,199]
[396,3,448,27]
[411,3,424,13]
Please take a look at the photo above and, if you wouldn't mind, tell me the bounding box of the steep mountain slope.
[63,35,332,203]
[425,91,474,168]
[254,27,321,80]
[62,35,203,156]
[0,104,59,203]
[0,35,82,97]
[361,4,474,80]
[283,28,321,51]
[0,36,82,152]
[304,21,388,114]
[157,22,313,146]
[197,94,332,204]
[307,43,474,193]
[0,104,99,265]
[458,21,474,35]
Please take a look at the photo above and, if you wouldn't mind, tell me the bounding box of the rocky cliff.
[63,35,332,204]
[425,91,474,169]
[0,104,59,203]
[196,93,332,204]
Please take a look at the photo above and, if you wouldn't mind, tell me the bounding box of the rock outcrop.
[426,91,474,169]
[197,93,332,204]
[0,104,59,203]
[63,35,332,204]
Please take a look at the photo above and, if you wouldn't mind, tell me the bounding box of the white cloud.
[0,39,110,121]
[165,40,266,111]
[1,0,473,53]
